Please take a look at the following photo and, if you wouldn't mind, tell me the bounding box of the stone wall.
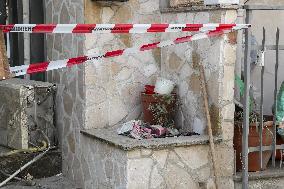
[44,0,85,185]
[78,135,128,188]
[161,10,237,134]
[84,0,161,129]
[45,0,238,188]
[78,134,234,189]
[126,145,233,189]
[83,0,237,134]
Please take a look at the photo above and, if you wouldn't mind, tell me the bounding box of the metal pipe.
[259,27,265,170]
[22,0,30,80]
[272,28,280,167]
[242,9,252,189]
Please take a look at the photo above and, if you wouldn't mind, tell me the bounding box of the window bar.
[242,9,252,189]
[272,28,280,167]
[259,27,265,170]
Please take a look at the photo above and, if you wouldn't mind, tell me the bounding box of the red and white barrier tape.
[10,28,244,76]
[0,23,250,34]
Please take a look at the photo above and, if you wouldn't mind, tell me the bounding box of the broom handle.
[199,64,219,189]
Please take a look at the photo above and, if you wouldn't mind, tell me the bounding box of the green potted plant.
[234,75,273,172]
[141,93,177,128]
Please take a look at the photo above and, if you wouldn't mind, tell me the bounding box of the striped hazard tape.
[10,27,245,76]
[0,23,250,34]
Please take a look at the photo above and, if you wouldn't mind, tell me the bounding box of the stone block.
[170,0,204,7]
[127,158,153,189]
[221,121,234,141]
[215,144,234,177]
[0,79,56,149]
[164,162,199,189]
[222,66,235,102]
[221,102,235,121]
[175,146,209,169]
[204,0,239,5]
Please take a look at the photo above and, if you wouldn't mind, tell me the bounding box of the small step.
[234,161,284,189]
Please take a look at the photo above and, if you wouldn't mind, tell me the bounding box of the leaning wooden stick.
[199,64,219,189]
[0,30,11,80]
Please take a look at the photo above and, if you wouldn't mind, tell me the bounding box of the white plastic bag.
[154,77,175,95]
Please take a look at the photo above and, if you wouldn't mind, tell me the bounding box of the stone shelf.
[80,126,222,151]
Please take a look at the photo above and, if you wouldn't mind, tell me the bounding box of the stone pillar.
[160,7,238,189]
[44,0,85,187]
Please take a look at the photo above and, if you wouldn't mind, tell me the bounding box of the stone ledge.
[234,167,284,182]
[160,5,240,13]
[80,127,222,151]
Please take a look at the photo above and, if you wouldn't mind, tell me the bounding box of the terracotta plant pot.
[276,135,284,160]
[234,121,274,172]
[141,93,177,126]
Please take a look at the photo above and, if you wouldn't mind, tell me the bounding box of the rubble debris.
[150,125,167,137]
[117,120,141,135]
[167,128,180,136]
[129,124,153,139]
[117,120,199,139]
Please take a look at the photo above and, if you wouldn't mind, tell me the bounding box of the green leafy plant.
[235,75,254,112]
[148,94,177,128]
[235,75,270,137]
[234,110,260,124]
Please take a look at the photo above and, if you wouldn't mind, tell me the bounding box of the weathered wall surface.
[78,136,128,188]
[0,79,55,149]
[80,1,236,189]
[78,138,234,189]
[0,80,29,149]
[245,0,284,115]
[126,145,234,189]
[45,0,238,188]
[161,10,237,135]
[44,0,85,186]
[84,0,161,130]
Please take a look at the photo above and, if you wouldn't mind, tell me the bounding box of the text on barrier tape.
[0,23,250,34]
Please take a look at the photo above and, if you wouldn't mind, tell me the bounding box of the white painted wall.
[248,0,284,114]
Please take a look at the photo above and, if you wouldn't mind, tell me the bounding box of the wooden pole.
[0,30,10,80]
[199,64,218,189]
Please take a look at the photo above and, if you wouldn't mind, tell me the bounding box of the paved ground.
[1,175,77,189]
